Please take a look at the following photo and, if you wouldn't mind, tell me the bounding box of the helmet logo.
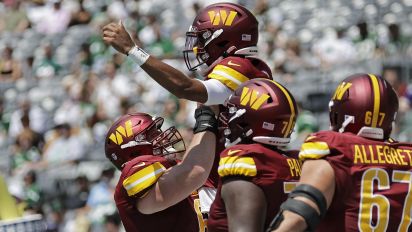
[332,82,352,100]
[109,120,134,145]
[111,153,118,160]
[240,87,270,110]
[208,10,237,26]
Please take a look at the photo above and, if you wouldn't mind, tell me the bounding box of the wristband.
[193,106,218,135]
[128,45,150,66]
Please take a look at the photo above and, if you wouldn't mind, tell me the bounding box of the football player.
[102,2,271,106]
[269,74,410,232]
[102,2,273,215]
[105,106,218,231]
[207,79,301,231]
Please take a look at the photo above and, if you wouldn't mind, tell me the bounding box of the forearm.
[140,56,207,102]
[102,22,208,102]
[138,132,216,213]
[173,131,216,187]
[273,211,307,232]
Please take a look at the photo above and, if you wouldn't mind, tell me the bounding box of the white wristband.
[128,46,150,66]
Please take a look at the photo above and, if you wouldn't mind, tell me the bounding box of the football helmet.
[329,73,399,139]
[183,2,259,71]
[105,113,185,170]
[220,78,298,147]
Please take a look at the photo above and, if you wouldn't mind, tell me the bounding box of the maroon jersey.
[206,56,272,91]
[204,56,273,189]
[299,130,412,232]
[207,143,301,231]
[114,155,206,232]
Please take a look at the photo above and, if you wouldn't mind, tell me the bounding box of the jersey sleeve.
[200,79,233,105]
[298,132,332,160]
[217,147,258,178]
[207,57,251,91]
[122,160,167,198]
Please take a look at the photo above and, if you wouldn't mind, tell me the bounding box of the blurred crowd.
[0,0,412,231]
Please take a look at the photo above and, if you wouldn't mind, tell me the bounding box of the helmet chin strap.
[338,115,355,133]
[225,129,253,148]
[234,46,258,57]
[252,136,291,146]
[200,46,238,76]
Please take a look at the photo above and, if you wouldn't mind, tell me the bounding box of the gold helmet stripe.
[368,74,381,127]
[270,80,295,137]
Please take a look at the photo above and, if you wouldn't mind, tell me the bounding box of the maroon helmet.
[220,78,298,147]
[329,73,399,140]
[183,2,259,71]
[105,113,185,170]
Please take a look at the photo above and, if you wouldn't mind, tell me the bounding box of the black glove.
[193,105,218,135]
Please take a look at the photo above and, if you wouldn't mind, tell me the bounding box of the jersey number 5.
[359,168,412,232]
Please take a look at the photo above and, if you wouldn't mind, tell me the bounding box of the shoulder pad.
[246,57,273,79]
[218,144,260,178]
[122,156,169,197]
[207,57,250,91]
[299,131,334,160]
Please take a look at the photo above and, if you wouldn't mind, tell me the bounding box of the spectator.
[68,0,91,26]
[8,98,47,139]
[22,170,42,212]
[104,213,122,232]
[41,123,86,166]
[312,28,357,68]
[386,23,412,55]
[0,1,29,33]
[34,44,61,79]
[94,61,135,119]
[382,66,407,96]
[0,46,22,82]
[37,0,71,35]
[10,114,42,176]
[86,167,116,229]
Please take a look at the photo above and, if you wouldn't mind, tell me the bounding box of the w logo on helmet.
[332,82,352,100]
[240,87,270,110]
[208,10,238,26]
[109,120,133,145]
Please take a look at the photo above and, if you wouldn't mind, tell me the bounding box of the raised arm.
[137,106,218,214]
[102,22,208,102]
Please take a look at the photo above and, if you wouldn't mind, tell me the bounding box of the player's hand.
[102,21,135,55]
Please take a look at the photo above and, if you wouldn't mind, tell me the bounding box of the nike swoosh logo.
[201,123,213,128]
[227,149,242,156]
[228,60,241,67]
[133,162,146,168]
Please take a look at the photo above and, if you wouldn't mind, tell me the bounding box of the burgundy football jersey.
[114,155,206,232]
[299,130,412,232]
[207,143,301,231]
[203,56,273,189]
[206,56,272,91]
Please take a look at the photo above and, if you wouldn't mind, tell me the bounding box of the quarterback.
[207,79,301,231]
[269,74,412,232]
[105,106,217,231]
[102,2,272,106]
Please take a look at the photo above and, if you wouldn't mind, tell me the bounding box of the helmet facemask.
[183,26,221,71]
[152,126,186,161]
[219,102,253,148]
[105,115,186,170]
